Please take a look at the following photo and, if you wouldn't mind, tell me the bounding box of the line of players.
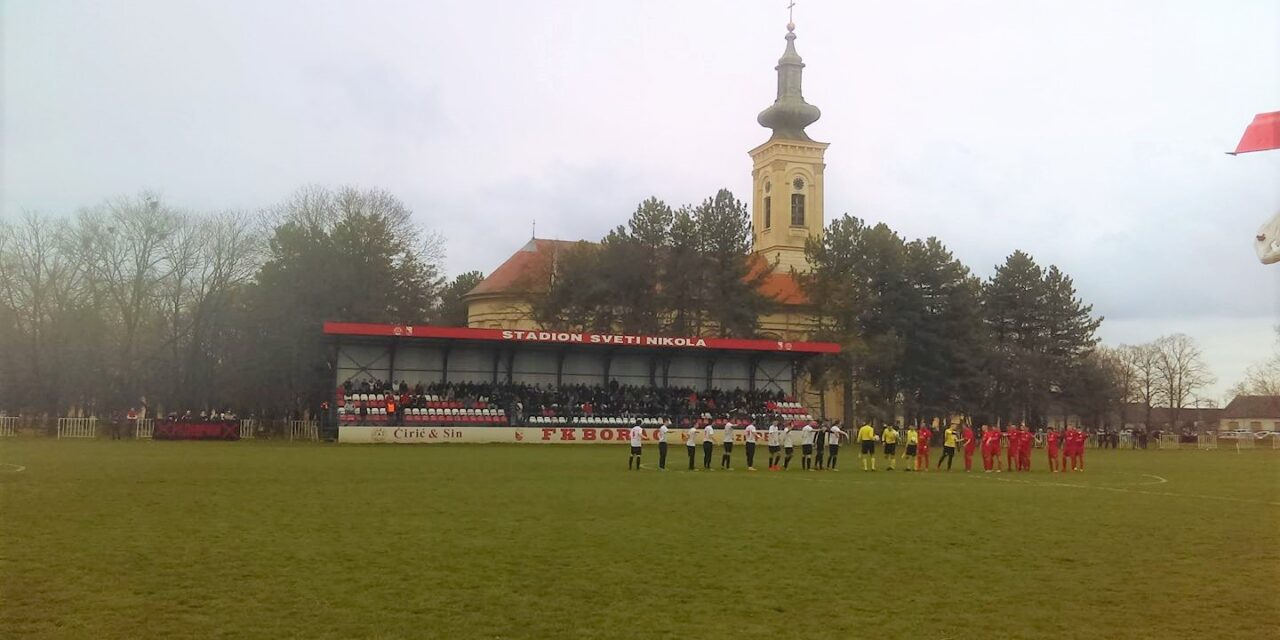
[625,418,1092,473]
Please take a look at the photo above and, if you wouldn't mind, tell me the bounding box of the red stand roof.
[324,322,840,354]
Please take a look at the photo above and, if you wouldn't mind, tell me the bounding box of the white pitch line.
[989,474,1278,507]
[0,463,26,473]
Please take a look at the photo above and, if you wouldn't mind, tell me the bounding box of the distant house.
[1121,403,1222,431]
[1219,396,1280,432]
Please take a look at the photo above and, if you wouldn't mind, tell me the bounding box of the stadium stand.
[334,381,816,428]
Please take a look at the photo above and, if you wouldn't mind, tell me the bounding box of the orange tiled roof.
[467,238,809,306]
[757,272,807,305]
[467,238,579,297]
[747,253,808,306]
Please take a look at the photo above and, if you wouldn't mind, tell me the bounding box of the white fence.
[239,419,258,440]
[134,418,154,439]
[289,420,319,441]
[0,416,17,437]
[1158,434,1181,450]
[1196,432,1217,450]
[57,417,98,439]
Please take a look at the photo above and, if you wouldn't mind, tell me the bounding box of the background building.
[464,22,835,412]
[1219,395,1280,432]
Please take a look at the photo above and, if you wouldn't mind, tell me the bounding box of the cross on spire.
[787,1,796,24]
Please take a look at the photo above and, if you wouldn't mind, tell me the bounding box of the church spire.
[756,19,821,141]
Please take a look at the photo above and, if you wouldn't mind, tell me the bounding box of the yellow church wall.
[749,138,828,273]
[465,296,537,330]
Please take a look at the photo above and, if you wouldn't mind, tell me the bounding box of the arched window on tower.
[764,197,772,229]
[790,193,805,226]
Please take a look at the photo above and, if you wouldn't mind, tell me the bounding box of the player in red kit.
[1075,424,1085,471]
[1062,426,1076,471]
[979,425,994,471]
[1071,426,1086,471]
[961,423,976,471]
[1059,427,1070,468]
[916,424,932,472]
[1046,428,1061,472]
[1004,427,1018,471]
[986,425,1003,472]
[1018,424,1032,471]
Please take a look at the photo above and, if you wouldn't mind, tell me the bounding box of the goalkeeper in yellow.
[857,423,878,471]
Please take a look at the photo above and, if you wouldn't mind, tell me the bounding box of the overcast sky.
[3,0,1278,400]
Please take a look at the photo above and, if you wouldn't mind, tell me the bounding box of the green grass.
[1,440,1277,640]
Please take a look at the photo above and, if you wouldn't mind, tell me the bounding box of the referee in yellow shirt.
[857,423,878,471]
[881,423,899,470]
[937,423,959,471]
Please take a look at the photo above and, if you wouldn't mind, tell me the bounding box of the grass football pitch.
[1,440,1277,639]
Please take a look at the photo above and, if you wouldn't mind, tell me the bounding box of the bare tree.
[2,186,438,418]
[1228,325,1280,399]
[72,193,182,407]
[1153,333,1216,430]
[1093,345,1132,426]
[0,213,95,413]
[1119,342,1163,429]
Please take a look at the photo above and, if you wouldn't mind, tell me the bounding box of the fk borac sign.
[322,322,840,354]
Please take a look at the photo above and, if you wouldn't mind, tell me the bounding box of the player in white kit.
[766,420,782,471]
[800,421,816,470]
[656,418,670,470]
[627,420,644,470]
[720,421,734,470]
[782,422,796,470]
[827,421,846,471]
[702,422,715,470]
[686,422,698,470]
[743,421,759,471]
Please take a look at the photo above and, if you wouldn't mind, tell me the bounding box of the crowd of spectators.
[166,410,239,422]
[338,378,799,426]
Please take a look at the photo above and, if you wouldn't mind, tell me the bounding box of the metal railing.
[289,420,319,441]
[57,417,98,439]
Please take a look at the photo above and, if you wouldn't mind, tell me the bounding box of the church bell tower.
[750,19,828,273]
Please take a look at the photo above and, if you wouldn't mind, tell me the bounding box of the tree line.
[803,218,1229,428]
[2,184,1240,425]
[0,186,475,418]
[526,189,772,337]
[522,197,1226,429]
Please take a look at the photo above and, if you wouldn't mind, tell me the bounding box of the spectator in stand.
[335,379,812,435]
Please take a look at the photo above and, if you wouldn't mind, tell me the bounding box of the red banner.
[323,322,840,354]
